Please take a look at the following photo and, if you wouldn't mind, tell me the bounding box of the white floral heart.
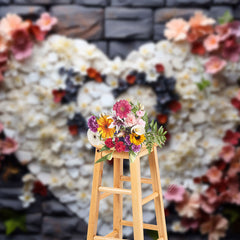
[0,34,239,236]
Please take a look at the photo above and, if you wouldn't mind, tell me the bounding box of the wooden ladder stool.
[87,144,168,240]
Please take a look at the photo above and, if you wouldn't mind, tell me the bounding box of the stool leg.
[87,149,104,240]
[113,158,123,238]
[129,156,144,240]
[149,146,168,240]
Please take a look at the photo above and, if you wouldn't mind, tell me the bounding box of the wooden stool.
[87,145,168,240]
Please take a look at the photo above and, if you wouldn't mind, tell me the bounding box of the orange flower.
[87,68,103,82]
[189,11,215,28]
[97,115,115,139]
[164,18,190,41]
[204,34,220,52]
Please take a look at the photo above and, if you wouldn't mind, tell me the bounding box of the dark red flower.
[115,141,125,152]
[105,138,114,148]
[68,125,78,136]
[222,35,240,62]
[157,114,168,124]
[191,41,206,55]
[33,180,47,197]
[52,89,66,103]
[30,24,46,41]
[126,74,136,85]
[168,100,182,112]
[231,97,240,111]
[155,64,165,73]
[223,130,240,145]
[11,29,33,61]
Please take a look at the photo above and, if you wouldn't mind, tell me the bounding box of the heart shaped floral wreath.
[0,10,240,239]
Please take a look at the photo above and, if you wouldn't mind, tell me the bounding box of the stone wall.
[0,0,240,58]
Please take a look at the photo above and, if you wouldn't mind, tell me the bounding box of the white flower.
[64,102,77,119]
[146,68,158,82]
[19,192,35,208]
[139,43,155,59]
[171,221,187,233]
[87,129,103,146]
[131,125,145,135]
[104,57,123,75]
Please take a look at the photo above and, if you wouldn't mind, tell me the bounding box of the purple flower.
[87,116,98,133]
[132,144,141,153]
[125,135,131,146]
[124,145,130,152]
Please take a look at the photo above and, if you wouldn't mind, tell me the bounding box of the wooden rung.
[99,186,132,195]
[94,236,127,240]
[120,176,152,184]
[142,192,159,205]
[121,220,158,231]
[100,192,113,200]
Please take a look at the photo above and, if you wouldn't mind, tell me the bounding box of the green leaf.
[150,120,155,129]
[95,152,113,163]
[4,214,26,236]
[129,151,137,163]
[218,10,233,24]
[142,112,149,131]
[153,122,158,133]
[99,146,110,152]
[197,78,211,91]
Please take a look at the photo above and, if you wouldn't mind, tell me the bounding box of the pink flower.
[11,29,33,61]
[164,184,185,202]
[222,36,240,62]
[113,100,131,119]
[0,137,18,155]
[164,18,190,41]
[223,130,240,145]
[125,113,137,127]
[228,162,240,178]
[206,166,223,184]
[205,56,226,74]
[220,145,235,163]
[229,21,240,37]
[136,110,145,117]
[200,215,228,240]
[0,14,30,38]
[176,192,200,218]
[215,23,232,41]
[36,12,58,32]
[137,118,146,127]
[204,187,218,205]
[204,34,220,52]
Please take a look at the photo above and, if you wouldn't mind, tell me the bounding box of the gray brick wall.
[0,0,240,58]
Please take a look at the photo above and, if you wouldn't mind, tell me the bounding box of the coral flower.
[215,23,232,41]
[129,132,145,146]
[113,100,131,119]
[206,166,222,184]
[164,18,190,42]
[204,56,226,74]
[97,115,115,139]
[220,145,235,163]
[189,11,215,28]
[204,34,220,52]
[11,29,33,60]
[0,137,18,155]
[0,14,30,38]
[36,12,58,32]
[164,184,185,202]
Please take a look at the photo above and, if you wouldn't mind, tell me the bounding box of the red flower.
[33,180,47,197]
[52,89,66,103]
[68,125,78,136]
[30,24,46,41]
[191,41,206,55]
[87,68,103,82]
[231,97,240,111]
[126,74,136,85]
[222,35,240,62]
[115,141,125,152]
[168,100,182,112]
[105,138,114,148]
[157,113,168,124]
[223,130,240,145]
[155,64,164,73]
[11,29,33,61]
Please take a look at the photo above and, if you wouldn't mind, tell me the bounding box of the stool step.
[121,220,158,231]
[142,192,159,205]
[94,236,127,240]
[120,176,152,184]
[99,186,131,195]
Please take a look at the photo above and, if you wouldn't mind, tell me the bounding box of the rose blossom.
[36,12,58,32]
[137,118,146,127]
[203,34,220,52]
[11,29,33,61]
[125,113,137,127]
[205,56,226,74]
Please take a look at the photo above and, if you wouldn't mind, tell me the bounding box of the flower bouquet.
[87,99,167,163]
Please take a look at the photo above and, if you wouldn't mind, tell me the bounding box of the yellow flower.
[97,115,115,139]
[130,133,146,146]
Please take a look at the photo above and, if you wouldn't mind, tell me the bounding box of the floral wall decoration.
[0,10,240,239]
